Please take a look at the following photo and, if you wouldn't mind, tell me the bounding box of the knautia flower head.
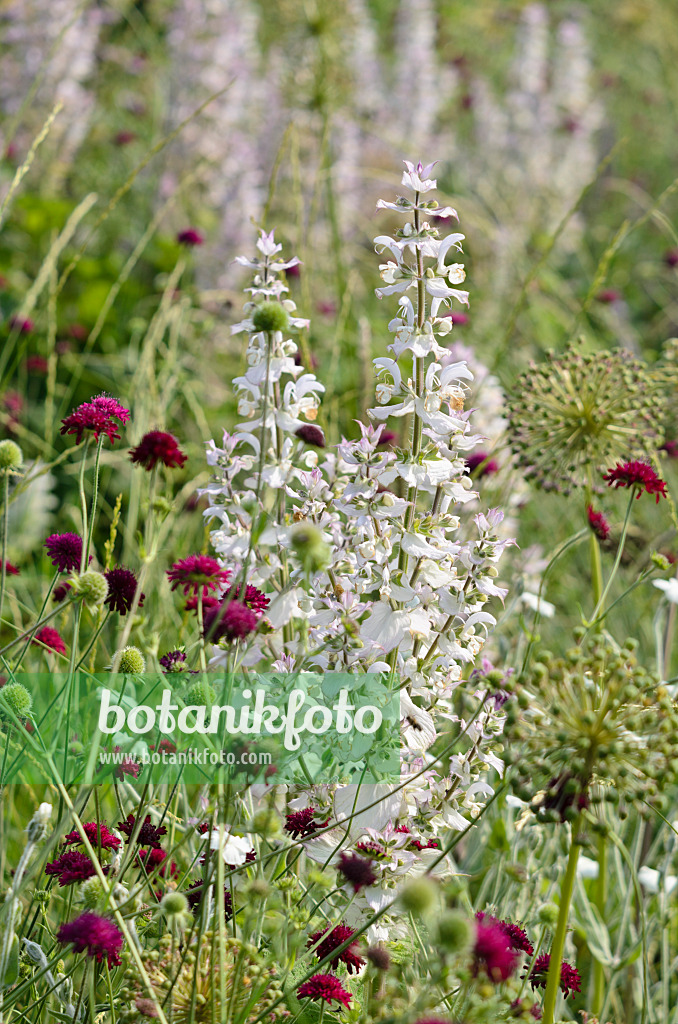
[307,924,365,974]
[0,682,32,722]
[32,627,66,655]
[64,822,121,851]
[0,438,23,472]
[603,460,667,502]
[504,634,678,820]
[57,912,123,967]
[472,918,519,982]
[44,532,84,573]
[60,394,130,446]
[525,953,581,999]
[166,555,230,597]
[177,227,204,247]
[69,569,108,608]
[586,505,610,541]
[129,430,187,471]
[507,345,666,493]
[104,566,144,616]
[203,600,259,642]
[117,813,167,848]
[159,649,187,673]
[297,974,352,1008]
[116,646,145,674]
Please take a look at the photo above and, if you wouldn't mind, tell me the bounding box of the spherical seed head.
[117,646,146,674]
[290,522,331,574]
[537,902,559,926]
[252,301,289,334]
[161,892,189,917]
[70,570,109,608]
[251,808,282,838]
[79,877,105,910]
[185,681,217,705]
[0,439,23,471]
[0,682,32,721]
[399,877,437,915]
[437,910,473,953]
[366,945,391,970]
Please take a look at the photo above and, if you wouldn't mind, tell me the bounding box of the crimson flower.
[104,567,144,616]
[202,601,259,642]
[473,919,519,982]
[129,431,187,471]
[337,852,377,893]
[57,912,123,967]
[475,912,533,956]
[2,561,19,576]
[586,505,610,541]
[63,822,121,851]
[466,451,499,477]
[45,851,96,886]
[177,228,204,246]
[295,424,326,447]
[297,974,351,1008]
[307,924,365,974]
[284,807,330,839]
[525,953,581,999]
[44,532,84,572]
[61,394,130,446]
[116,813,167,848]
[603,460,667,502]
[113,747,141,779]
[166,555,230,597]
[33,627,66,655]
[185,879,232,918]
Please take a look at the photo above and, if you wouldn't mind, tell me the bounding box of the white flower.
[209,826,253,867]
[653,578,678,604]
[638,865,678,894]
[520,591,555,618]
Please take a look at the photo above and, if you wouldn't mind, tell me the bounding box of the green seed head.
[161,892,189,918]
[399,878,437,916]
[79,877,105,910]
[437,910,473,953]
[290,522,331,574]
[0,682,32,721]
[117,646,146,674]
[185,681,217,706]
[538,902,559,926]
[252,301,290,334]
[70,570,108,608]
[0,440,23,472]
[250,808,282,838]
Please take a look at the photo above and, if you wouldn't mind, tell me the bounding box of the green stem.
[589,491,635,626]
[0,473,9,630]
[541,819,582,1024]
[592,830,607,1014]
[77,438,91,571]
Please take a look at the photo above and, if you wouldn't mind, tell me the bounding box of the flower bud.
[117,646,146,674]
[26,803,52,842]
[69,570,108,608]
[399,877,437,915]
[290,522,331,574]
[79,877,106,909]
[252,302,290,334]
[250,809,282,838]
[185,681,217,705]
[0,682,32,722]
[538,902,559,926]
[0,440,23,472]
[161,892,189,917]
[437,910,472,952]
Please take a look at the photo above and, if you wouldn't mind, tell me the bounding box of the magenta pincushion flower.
[45,851,96,886]
[177,227,204,246]
[202,601,259,642]
[473,919,519,982]
[3,561,19,576]
[295,424,326,448]
[57,912,123,967]
[166,555,230,597]
[603,460,667,502]
[116,813,167,849]
[63,821,121,851]
[44,532,84,573]
[32,627,66,655]
[526,953,581,999]
[466,451,499,477]
[307,925,365,974]
[112,747,141,779]
[475,912,533,956]
[337,851,378,893]
[586,505,610,541]
[284,807,330,839]
[61,394,130,446]
[129,431,187,471]
[104,567,144,616]
[297,974,351,1008]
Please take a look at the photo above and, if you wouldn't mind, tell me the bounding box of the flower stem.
[588,490,635,628]
[0,473,9,630]
[541,819,582,1024]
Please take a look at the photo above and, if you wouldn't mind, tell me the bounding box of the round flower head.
[159,649,187,673]
[64,821,121,851]
[33,627,66,656]
[203,600,259,643]
[507,345,666,493]
[475,912,533,955]
[0,439,23,472]
[61,394,130,446]
[295,424,326,448]
[603,460,667,502]
[45,850,96,886]
[116,646,145,674]
[284,807,330,839]
[526,953,581,999]
[586,505,610,541]
[473,918,519,982]
[2,560,19,576]
[129,430,187,471]
[69,570,108,608]
[166,555,230,597]
[185,680,217,705]
[44,533,84,573]
[0,682,32,721]
[252,301,290,334]
[297,974,351,1008]
[307,925,365,975]
[337,851,377,892]
[466,451,499,477]
[104,567,144,616]
[177,227,204,246]
[57,912,123,967]
[117,813,167,848]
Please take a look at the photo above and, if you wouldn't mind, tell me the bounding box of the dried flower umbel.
[506,345,667,493]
